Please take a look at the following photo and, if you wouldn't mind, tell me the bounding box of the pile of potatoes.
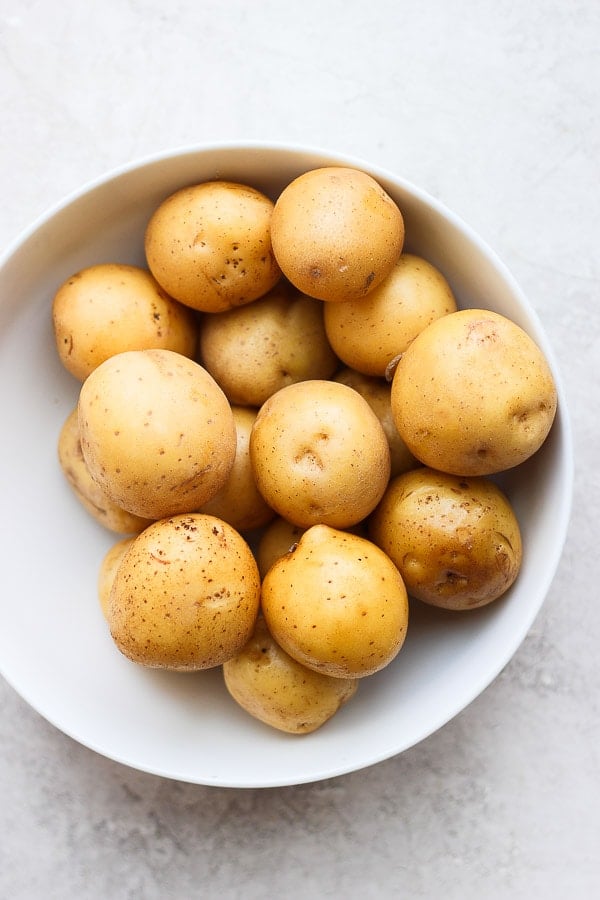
[53,166,558,735]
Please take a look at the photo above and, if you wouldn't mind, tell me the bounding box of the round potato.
[369,467,523,610]
[256,517,307,578]
[58,406,154,534]
[107,514,261,670]
[52,263,198,381]
[333,367,417,478]
[223,616,358,734]
[98,536,135,619]
[78,349,236,520]
[324,253,457,376]
[261,525,409,678]
[391,308,558,475]
[270,167,404,302]
[198,281,339,407]
[144,181,281,313]
[198,406,275,533]
[249,379,391,529]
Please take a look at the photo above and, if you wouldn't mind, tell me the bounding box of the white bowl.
[0,142,573,788]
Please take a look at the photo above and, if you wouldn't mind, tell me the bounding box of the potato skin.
[78,349,237,520]
[324,253,457,376]
[52,263,198,381]
[58,407,153,534]
[369,467,523,610]
[144,181,281,313]
[223,616,358,734]
[261,525,409,678]
[270,167,404,302]
[249,379,391,529]
[391,308,558,475]
[198,281,339,407]
[107,514,261,670]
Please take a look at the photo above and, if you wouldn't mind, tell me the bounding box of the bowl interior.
[0,143,572,787]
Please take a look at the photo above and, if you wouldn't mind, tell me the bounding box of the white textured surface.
[0,1,598,897]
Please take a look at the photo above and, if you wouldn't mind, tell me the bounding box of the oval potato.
[270,167,404,302]
[145,181,281,313]
[391,308,558,475]
[223,616,358,734]
[78,349,237,520]
[107,514,261,670]
[261,524,409,678]
[369,467,523,610]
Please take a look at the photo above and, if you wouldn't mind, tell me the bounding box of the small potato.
[52,263,198,381]
[270,167,404,302]
[198,406,276,533]
[249,379,391,529]
[198,281,339,407]
[334,367,417,478]
[78,349,237,520]
[58,407,153,534]
[324,254,457,376]
[144,181,281,313]
[98,536,135,619]
[256,517,307,578]
[261,524,409,678]
[107,514,261,670]
[223,616,358,734]
[391,308,558,475]
[369,467,523,610]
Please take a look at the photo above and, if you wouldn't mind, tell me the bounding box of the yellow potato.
[97,536,135,619]
[256,517,307,578]
[369,467,523,610]
[52,263,198,381]
[324,253,457,376]
[223,616,358,734]
[198,406,275,533]
[107,514,261,670]
[78,349,236,520]
[58,406,153,534]
[261,524,409,678]
[333,367,417,478]
[391,308,558,475]
[144,181,281,313]
[249,379,391,528]
[198,281,339,406]
[270,167,404,302]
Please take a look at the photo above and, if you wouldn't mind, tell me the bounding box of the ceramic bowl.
[0,142,573,787]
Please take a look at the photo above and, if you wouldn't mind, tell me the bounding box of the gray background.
[1,1,598,897]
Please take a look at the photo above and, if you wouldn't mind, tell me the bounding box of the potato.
[144,181,281,313]
[52,263,198,381]
[249,379,391,529]
[391,308,558,475]
[198,406,275,532]
[261,524,409,678]
[270,167,404,302]
[324,253,457,376]
[369,467,522,610]
[198,281,339,407]
[333,367,417,477]
[106,514,260,670]
[223,616,358,734]
[78,349,236,520]
[256,517,306,578]
[58,407,153,534]
[97,536,135,619]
